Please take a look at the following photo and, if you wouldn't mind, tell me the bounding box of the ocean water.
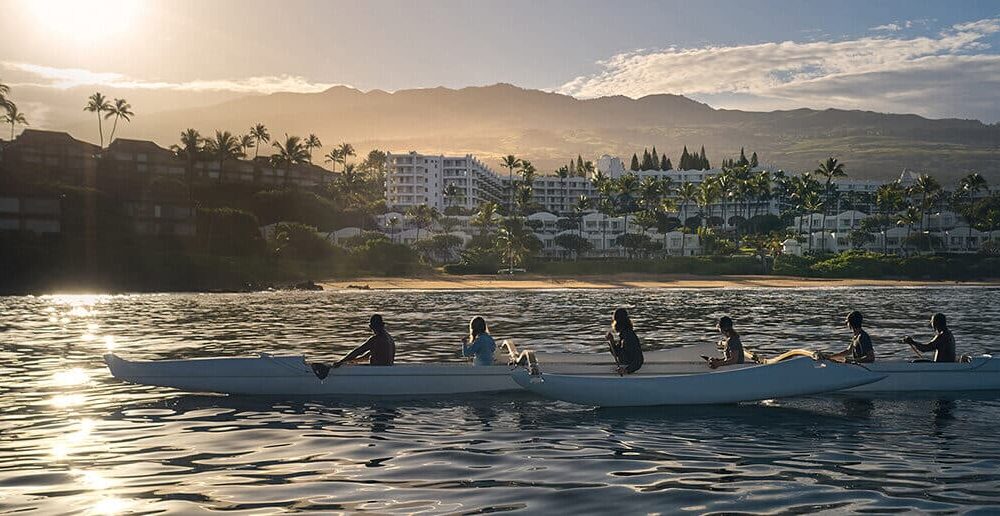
[2,287,1000,514]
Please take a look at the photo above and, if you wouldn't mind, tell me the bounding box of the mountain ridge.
[116,83,998,182]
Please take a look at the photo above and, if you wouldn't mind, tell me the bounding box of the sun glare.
[26,0,142,44]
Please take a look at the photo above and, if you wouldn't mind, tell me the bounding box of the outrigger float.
[104,341,1000,404]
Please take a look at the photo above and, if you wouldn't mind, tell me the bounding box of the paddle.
[902,337,925,359]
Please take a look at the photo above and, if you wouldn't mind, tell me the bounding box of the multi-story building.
[385,152,504,211]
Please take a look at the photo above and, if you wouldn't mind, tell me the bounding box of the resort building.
[385,152,504,211]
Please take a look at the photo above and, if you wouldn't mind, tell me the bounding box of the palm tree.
[675,181,698,256]
[616,173,640,236]
[444,183,463,209]
[911,174,941,232]
[814,157,847,250]
[959,172,988,251]
[203,130,244,183]
[574,194,591,241]
[802,193,824,252]
[270,134,310,167]
[499,155,522,215]
[696,179,719,229]
[239,134,255,155]
[471,201,500,236]
[104,98,134,143]
[83,92,112,147]
[0,79,11,112]
[875,182,903,254]
[304,134,322,162]
[170,128,203,184]
[323,149,342,172]
[249,123,270,159]
[556,165,570,214]
[405,204,439,241]
[897,205,922,254]
[3,103,27,140]
[496,217,538,271]
[336,142,355,169]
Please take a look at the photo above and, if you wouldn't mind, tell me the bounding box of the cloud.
[870,23,901,32]
[557,17,1000,121]
[1,62,345,95]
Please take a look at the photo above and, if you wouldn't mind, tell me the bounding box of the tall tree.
[203,130,244,183]
[304,134,322,163]
[405,204,440,241]
[105,98,134,143]
[556,165,571,215]
[271,134,310,167]
[814,157,847,251]
[249,123,270,160]
[83,92,112,148]
[629,153,640,171]
[170,128,203,185]
[576,155,584,175]
[911,174,941,233]
[651,147,659,170]
[239,134,255,155]
[750,151,759,168]
[699,146,709,170]
[0,79,11,112]
[499,155,522,215]
[641,148,653,170]
[2,103,28,140]
[675,181,698,256]
[679,146,690,170]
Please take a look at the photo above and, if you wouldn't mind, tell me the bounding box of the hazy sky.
[2,0,999,128]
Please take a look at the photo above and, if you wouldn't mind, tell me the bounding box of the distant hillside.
[117,83,999,183]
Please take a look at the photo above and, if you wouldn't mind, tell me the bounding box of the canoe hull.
[104,354,520,396]
[846,356,1000,392]
[512,357,885,407]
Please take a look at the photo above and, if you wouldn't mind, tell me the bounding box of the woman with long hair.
[605,308,644,374]
[462,316,497,366]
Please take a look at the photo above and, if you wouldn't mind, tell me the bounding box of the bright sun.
[26,0,143,44]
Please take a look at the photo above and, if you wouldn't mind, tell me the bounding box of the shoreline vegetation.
[322,273,999,291]
[1,86,998,296]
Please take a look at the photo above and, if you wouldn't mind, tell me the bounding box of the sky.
[1,0,999,129]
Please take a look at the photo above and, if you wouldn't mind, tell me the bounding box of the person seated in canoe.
[708,316,745,369]
[902,313,956,363]
[819,310,875,364]
[605,308,644,374]
[462,316,496,366]
[312,314,396,378]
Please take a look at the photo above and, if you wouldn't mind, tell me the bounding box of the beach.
[321,273,1000,290]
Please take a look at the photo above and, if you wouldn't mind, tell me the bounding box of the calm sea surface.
[2,287,1000,514]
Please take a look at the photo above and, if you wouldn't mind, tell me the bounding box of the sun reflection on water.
[51,368,91,387]
[90,497,132,515]
[49,394,86,408]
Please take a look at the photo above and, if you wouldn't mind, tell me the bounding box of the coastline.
[320,273,1000,290]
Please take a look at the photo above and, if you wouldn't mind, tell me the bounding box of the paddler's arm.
[334,337,373,368]
[903,335,938,353]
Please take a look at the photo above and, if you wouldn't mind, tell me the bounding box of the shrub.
[272,222,337,261]
[196,207,265,256]
[352,240,424,275]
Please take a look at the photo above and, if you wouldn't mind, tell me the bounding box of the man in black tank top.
[904,313,957,363]
[823,311,875,363]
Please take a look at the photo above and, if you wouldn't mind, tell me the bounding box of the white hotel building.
[385,152,504,211]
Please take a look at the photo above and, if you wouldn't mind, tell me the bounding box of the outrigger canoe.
[104,342,1000,397]
[103,345,721,396]
[750,349,1000,393]
[511,357,886,407]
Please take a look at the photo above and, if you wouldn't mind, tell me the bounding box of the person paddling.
[821,311,875,364]
[708,316,745,369]
[462,316,497,366]
[903,313,956,363]
[605,308,644,374]
[312,314,396,379]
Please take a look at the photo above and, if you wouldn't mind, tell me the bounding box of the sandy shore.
[320,274,998,291]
